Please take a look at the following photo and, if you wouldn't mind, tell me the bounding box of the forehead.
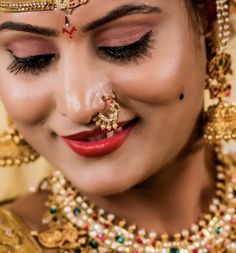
[0,0,184,15]
[0,0,192,39]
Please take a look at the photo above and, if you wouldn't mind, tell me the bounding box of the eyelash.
[7,54,56,75]
[7,31,153,76]
[97,31,153,63]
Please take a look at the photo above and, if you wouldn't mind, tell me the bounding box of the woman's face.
[0,0,206,195]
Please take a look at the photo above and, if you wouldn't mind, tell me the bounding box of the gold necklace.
[32,146,236,253]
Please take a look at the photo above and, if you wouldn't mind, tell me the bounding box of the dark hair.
[186,0,217,33]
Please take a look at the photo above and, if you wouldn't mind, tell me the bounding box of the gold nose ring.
[92,94,121,131]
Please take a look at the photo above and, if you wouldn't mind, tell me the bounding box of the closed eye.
[7,53,56,75]
[97,31,153,63]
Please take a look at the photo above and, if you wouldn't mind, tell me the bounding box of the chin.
[65,168,140,197]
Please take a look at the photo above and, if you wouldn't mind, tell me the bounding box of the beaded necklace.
[32,147,236,253]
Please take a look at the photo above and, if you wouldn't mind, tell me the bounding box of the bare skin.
[0,0,217,250]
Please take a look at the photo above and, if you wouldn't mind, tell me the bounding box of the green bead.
[73,207,81,216]
[169,248,180,253]
[215,226,222,234]
[89,240,98,249]
[116,236,125,244]
[50,207,58,214]
[114,104,120,110]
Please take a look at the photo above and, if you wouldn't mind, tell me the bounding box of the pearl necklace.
[32,147,236,253]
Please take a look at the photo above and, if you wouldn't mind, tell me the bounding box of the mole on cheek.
[179,93,185,101]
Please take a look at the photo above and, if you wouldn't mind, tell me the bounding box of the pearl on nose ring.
[92,94,121,131]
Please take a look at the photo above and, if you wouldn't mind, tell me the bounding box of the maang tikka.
[0,0,89,13]
[0,0,90,38]
[204,0,236,143]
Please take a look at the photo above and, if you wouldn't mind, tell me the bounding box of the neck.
[88,140,215,234]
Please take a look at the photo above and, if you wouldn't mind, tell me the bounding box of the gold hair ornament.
[204,0,236,143]
[0,0,89,14]
[92,94,121,131]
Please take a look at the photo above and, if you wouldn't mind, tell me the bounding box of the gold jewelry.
[0,0,89,14]
[0,0,89,40]
[0,119,39,166]
[204,0,236,143]
[31,145,236,253]
[204,100,236,142]
[92,94,121,131]
[0,208,43,253]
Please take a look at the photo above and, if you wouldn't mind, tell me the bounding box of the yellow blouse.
[0,207,42,253]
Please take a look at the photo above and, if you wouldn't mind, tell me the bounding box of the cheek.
[0,76,53,124]
[110,36,206,104]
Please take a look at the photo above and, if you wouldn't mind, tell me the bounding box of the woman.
[0,0,235,252]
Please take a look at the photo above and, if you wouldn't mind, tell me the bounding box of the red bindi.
[63,15,78,39]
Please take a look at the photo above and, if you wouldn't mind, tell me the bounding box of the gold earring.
[0,119,39,166]
[92,94,121,131]
[203,0,236,143]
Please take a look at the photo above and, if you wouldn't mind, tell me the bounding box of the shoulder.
[0,207,43,253]
[7,192,48,231]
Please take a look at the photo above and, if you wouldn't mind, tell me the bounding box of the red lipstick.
[62,120,135,158]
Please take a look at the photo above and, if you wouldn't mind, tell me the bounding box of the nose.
[54,49,109,125]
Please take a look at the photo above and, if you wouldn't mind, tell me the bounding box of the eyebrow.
[0,4,161,37]
[0,21,58,36]
[82,4,161,32]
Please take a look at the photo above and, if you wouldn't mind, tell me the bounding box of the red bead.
[136,237,143,244]
[92,214,98,220]
[151,241,156,247]
[230,219,235,225]
[83,224,89,231]
[104,223,110,228]
[97,234,105,242]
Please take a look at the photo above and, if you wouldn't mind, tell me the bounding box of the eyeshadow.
[95,24,155,47]
[6,37,57,57]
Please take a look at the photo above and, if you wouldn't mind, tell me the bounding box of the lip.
[62,120,136,158]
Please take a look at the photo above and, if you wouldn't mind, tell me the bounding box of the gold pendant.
[31,223,88,251]
[55,0,88,14]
